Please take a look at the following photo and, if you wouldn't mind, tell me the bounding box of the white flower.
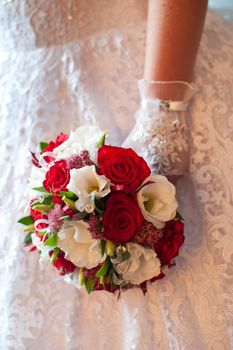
[31,233,52,265]
[57,220,103,269]
[54,125,103,161]
[114,243,161,285]
[67,165,110,211]
[137,175,178,229]
[29,166,46,198]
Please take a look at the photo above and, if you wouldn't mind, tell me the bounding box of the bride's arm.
[144,0,208,99]
[123,0,208,176]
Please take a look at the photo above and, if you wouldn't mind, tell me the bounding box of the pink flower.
[47,204,63,232]
[67,150,93,170]
[87,214,103,240]
[134,221,164,246]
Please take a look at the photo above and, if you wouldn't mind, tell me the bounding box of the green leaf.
[84,278,96,294]
[50,248,60,263]
[99,276,105,285]
[96,256,111,277]
[60,191,78,201]
[41,196,53,206]
[31,204,51,214]
[96,133,106,148]
[94,197,105,214]
[18,215,34,226]
[44,234,57,247]
[175,211,184,221]
[23,225,35,233]
[62,196,77,211]
[106,240,115,257]
[79,269,85,286]
[39,141,49,152]
[32,186,48,193]
[24,232,33,244]
[100,240,106,257]
[31,196,53,207]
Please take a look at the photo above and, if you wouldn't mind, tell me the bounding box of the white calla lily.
[67,165,110,211]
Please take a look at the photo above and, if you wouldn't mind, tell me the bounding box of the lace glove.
[122,80,197,176]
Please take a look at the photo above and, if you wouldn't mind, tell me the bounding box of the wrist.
[138,79,197,102]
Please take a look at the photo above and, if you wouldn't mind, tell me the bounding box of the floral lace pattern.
[0,1,233,349]
[123,106,191,175]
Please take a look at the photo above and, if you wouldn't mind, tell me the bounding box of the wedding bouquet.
[18,125,185,294]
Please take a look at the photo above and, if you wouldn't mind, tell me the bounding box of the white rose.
[54,125,102,161]
[137,175,178,229]
[114,243,161,285]
[57,220,103,269]
[67,165,110,211]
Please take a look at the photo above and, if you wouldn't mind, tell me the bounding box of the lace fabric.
[123,80,197,175]
[0,1,233,349]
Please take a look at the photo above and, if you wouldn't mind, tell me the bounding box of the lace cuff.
[122,80,197,175]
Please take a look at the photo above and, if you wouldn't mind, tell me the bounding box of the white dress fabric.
[0,1,233,349]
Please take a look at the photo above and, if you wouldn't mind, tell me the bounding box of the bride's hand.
[122,80,196,177]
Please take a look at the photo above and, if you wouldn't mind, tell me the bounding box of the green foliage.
[100,240,106,257]
[84,278,96,294]
[44,234,57,247]
[96,133,106,148]
[32,186,48,193]
[23,225,35,233]
[32,196,53,207]
[62,196,77,211]
[106,240,115,257]
[96,256,111,277]
[39,142,49,152]
[24,232,33,244]
[31,204,50,214]
[50,248,60,263]
[18,215,34,226]
[94,197,105,214]
[60,191,78,201]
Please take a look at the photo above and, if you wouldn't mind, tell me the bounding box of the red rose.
[97,145,151,190]
[102,192,143,243]
[154,220,185,266]
[43,160,70,194]
[42,133,68,162]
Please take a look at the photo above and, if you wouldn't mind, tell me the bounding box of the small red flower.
[154,220,185,266]
[102,191,143,243]
[51,251,75,275]
[97,145,151,191]
[42,133,68,162]
[43,160,70,194]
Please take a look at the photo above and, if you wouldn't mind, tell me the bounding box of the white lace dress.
[0,1,233,349]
